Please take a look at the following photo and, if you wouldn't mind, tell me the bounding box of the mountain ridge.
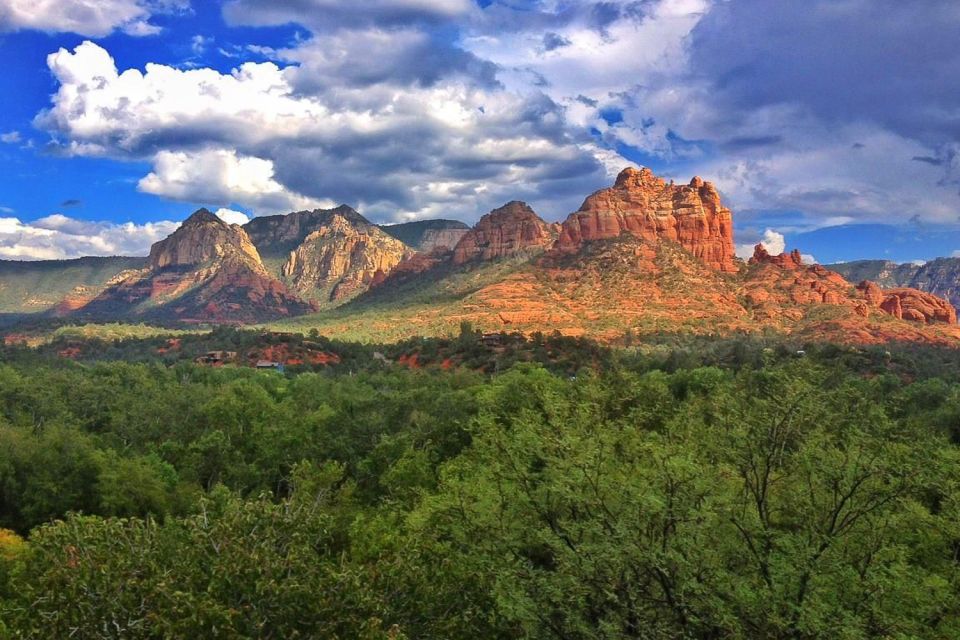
[0,167,957,344]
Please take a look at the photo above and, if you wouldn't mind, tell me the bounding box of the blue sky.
[0,0,958,262]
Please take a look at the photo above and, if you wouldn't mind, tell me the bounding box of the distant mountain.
[828,258,960,314]
[243,206,414,307]
[78,209,313,323]
[0,168,958,345]
[379,219,469,252]
[280,212,412,305]
[244,205,369,260]
[279,169,959,345]
[0,256,146,314]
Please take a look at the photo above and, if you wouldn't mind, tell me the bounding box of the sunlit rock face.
[452,201,557,265]
[556,167,737,272]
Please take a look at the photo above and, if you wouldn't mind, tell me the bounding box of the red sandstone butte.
[555,167,737,272]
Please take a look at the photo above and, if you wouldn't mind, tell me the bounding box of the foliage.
[0,339,959,637]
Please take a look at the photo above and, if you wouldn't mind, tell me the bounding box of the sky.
[0,0,958,262]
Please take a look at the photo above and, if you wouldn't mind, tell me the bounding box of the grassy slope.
[0,257,146,313]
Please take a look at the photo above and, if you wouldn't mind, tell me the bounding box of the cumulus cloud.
[30,0,960,241]
[37,40,618,221]
[138,149,331,214]
[0,214,178,260]
[0,131,20,144]
[0,0,189,37]
[214,208,250,226]
[736,228,785,260]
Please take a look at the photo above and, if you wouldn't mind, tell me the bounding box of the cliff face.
[452,201,557,265]
[149,209,262,271]
[281,213,412,302]
[243,206,367,257]
[420,227,469,253]
[555,167,737,272]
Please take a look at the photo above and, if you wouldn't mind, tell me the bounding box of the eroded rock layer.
[452,201,557,265]
[556,167,737,272]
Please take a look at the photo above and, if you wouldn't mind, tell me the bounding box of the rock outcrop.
[856,282,957,325]
[452,201,557,265]
[742,245,956,327]
[749,244,804,269]
[281,213,413,302]
[149,209,262,270]
[830,257,960,316]
[555,167,737,272]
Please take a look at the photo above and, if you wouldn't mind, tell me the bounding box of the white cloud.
[801,254,817,265]
[0,131,20,144]
[37,40,622,222]
[214,208,250,226]
[952,250,960,258]
[138,149,331,214]
[0,214,178,260]
[736,228,786,259]
[0,0,187,37]
[704,126,960,225]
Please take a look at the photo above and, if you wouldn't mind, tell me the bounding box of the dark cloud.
[541,32,571,52]
[689,0,960,144]
[913,156,943,166]
[720,135,783,151]
[60,198,82,207]
[222,0,472,30]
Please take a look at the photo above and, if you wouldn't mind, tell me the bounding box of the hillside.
[271,235,960,345]
[0,256,146,314]
[0,168,956,346]
[379,219,469,251]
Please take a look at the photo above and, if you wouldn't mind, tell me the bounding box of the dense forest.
[1,332,960,638]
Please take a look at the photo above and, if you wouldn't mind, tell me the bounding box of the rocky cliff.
[281,212,413,302]
[555,167,737,272]
[243,205,368,258]
[452,201,557,265]
[149,209,262,270]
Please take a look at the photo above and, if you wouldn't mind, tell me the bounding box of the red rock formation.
[749,244,804,269]
[452,201,557,265]
[555,167,737,272]
[857,283,957,325]
[80,209,314,323]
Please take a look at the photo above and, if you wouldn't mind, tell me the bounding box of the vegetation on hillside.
[1,333,959,637]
